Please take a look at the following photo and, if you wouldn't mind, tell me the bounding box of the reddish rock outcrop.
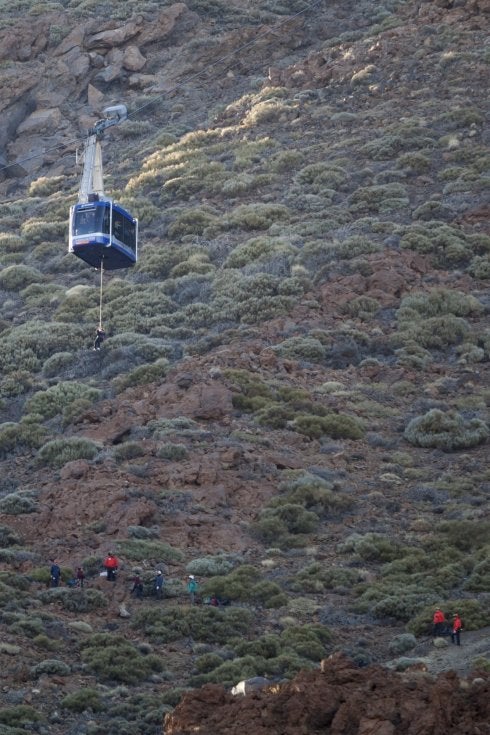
[164,654,490,735]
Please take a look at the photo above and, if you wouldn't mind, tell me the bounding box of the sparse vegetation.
[0,0,488,728]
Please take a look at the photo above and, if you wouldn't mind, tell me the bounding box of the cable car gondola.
[69,198,137,270]
[68,104,138,271]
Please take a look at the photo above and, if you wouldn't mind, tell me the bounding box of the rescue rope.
[99,260,104,329]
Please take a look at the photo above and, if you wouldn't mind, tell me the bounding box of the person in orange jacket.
[451,613,462,646]
[104,552,118,582]
[432,608,446,637]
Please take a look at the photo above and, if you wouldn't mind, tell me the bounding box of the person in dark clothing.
[154,571,164,600]
[131,575,144,599]
[93,326,106,351]
[50,560,61,588]
[76,567,85,588]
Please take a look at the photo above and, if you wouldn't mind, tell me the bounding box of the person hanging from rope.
[93,325,106,351]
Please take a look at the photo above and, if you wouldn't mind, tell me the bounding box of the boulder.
[17,108,62,135]
[86,22,139,51]
[123,45,146,72]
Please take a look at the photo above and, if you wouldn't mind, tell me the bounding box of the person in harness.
[93,325,106,351]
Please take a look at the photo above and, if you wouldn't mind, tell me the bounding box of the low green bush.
[399,288,483,319]
[273,472,353,516]
[61,688,104,713]
[464,556,490,592]
[272,336,326,363]
[354,582,436,622]
[186,556,236,577]
[339,533,404,562]
[37,437,100,467]
[81,633,163,684]
[0,264,43,291]
[0,705,43,727]
[253,504,319,547]
[201,565,287,607]
[31,658,71,677]
[168,207,219,239]
[27,382,101,421]
[388,633,417,655]
[292,413,364,440]
[290,563,362,593]
[39,588,107,612]
[156,443,188,461]
[132,605,252,644]
[0,493,37,514]
[0,421,48,457]
[0,525,22,546]
[0,320,85,373]
[116,539,184,563]
[226,202,290,231]
[113,358,169,391]
[42,352,76,378]
[404,409,488,450]
[127,526,159,540]
[113,442,146,461]
[396,314,470,349]
[225,236,294,269]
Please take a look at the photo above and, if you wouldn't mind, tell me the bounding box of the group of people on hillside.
[130,570,199,604]
[432,607,463,646]
[49,560,85,589]
[50,555,202,604]
[49,552,234,610]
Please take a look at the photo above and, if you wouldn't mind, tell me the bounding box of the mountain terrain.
[0,0,489,733]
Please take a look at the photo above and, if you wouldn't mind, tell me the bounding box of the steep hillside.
[0,0,488,733]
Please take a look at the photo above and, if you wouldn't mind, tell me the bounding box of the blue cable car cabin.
[69,199,138,270]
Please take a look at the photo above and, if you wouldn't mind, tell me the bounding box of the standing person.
[76,567,85,589]
[93,326,106,351]
[131,575,144,600]
[50,560,61,588]
[104,552,118,582]
[432,608,446,637]
[154,570,164,600]
[187,575,198,605]
[451,613,462,646]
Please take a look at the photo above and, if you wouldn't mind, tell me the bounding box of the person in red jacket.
[451,613,462,646]
[432,608,446,637]
[104,553,118,582]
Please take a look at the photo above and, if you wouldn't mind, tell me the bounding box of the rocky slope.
[0,0,488,734]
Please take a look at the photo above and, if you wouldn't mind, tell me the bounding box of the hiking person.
[50,560,61,588]
[432,608,446,636]
[451,613,462,646]
[187,575,198,604]
[76,567,85,588]
[93,326,106,351]
[154,570,164,600]
[131,575,144,599]
[104,552,118,581]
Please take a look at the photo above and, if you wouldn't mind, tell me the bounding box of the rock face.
[0,3,199,181]
[164,654,490,735]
